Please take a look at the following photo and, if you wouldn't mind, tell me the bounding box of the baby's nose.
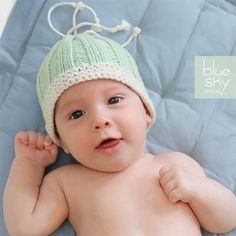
[94,121,110,130]
[92,114,112,131]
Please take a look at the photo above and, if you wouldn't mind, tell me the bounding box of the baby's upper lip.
[95,137,122,149]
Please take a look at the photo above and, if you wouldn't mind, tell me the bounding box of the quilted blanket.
[0,0,236,235]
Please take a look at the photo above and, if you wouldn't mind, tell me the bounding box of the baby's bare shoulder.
[155,151,192,162]
[154,152,203,171]
[44,163,82,183]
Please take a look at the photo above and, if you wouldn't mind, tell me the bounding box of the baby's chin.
[87,166,128,174]
[82,161,134,174]
[72,150,145,173]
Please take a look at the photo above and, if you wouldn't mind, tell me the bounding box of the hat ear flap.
[146,113,152,128]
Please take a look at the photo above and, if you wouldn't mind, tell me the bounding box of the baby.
[3,32,236,236]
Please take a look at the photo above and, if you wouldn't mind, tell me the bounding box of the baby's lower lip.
[96,139,122,154]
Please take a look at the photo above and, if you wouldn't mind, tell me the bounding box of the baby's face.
[55,79,152,172]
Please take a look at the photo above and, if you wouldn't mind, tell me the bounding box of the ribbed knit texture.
[37,33,156,143]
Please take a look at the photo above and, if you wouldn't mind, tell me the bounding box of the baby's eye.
[69,110,85,120]
[107,96,122,105]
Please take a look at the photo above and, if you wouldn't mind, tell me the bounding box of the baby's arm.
[3,131,68,236]
[159,152,236,233]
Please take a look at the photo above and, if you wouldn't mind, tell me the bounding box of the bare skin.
[5,135,201,236]
[52,152,202,236]
[3,80,236,236]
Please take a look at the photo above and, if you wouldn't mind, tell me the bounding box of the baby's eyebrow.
[104,83,127,92]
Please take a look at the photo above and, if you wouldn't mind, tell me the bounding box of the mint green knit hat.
[37,32,156,144]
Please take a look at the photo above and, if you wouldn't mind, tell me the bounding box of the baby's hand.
[15,131,58,168]
[159,164,200,203]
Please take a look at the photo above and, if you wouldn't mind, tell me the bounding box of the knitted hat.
[36,33,156,144]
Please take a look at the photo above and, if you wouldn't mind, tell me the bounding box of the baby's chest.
[61,163,200,235]
[66,169,169,222]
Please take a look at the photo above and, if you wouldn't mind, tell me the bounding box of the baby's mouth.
[96,138,122,149]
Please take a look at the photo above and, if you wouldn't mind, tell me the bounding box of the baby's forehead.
[56,78,133,104]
